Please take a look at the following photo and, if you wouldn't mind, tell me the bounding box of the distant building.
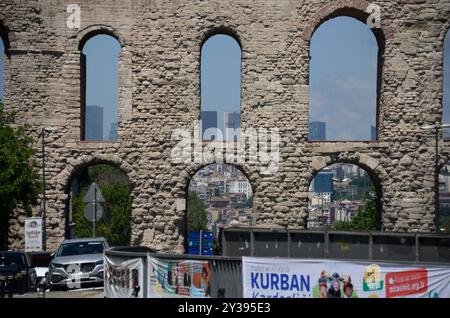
[313,169,333,193]
[228,180,251,198]
[86,105,103,141]
[109,122,118,141]
[334,165,344,181]
[210,196,230,208]
[309,121,326,141]
[224,112,240,141]
[439,192,450,220]
[371,125,377,141]
[201,111,218,141]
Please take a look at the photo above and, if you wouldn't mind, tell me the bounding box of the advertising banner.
[147,256,212,298]
[242,257,450,298]
[24,218,42,252]
[104,256,144,298]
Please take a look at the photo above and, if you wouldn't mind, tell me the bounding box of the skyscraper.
[224,112,240,141]
[309,121,326,141]
[201,111,218,141]
[371,125,377,141]
[86,105,104,141]
[109,122,118,141]
[313,169,334,193]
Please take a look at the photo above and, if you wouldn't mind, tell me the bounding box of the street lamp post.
[40,127,56,251]
[422,122,450,232]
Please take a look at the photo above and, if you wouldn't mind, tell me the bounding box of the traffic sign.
[84,202,104,222]
[83,182,105,203]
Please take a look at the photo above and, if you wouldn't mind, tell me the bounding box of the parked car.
[0,251,38,292]
[48,237,109,290]
[28,251,54,287]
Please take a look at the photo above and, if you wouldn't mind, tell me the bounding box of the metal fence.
[220,228,450,264]
[105,247,244,298]
[104,230,450,298]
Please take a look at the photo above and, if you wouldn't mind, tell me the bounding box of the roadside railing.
[104,229,450,298]
[220,228,450,264]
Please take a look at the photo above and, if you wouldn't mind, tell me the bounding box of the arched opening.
[438,163,450,233]
[443,30,450,140]
[65,163,132,246]
[186,163,253,254]
[308,163,381,230]
[80,34,121,141]
[200,34,242,142]
[308,16,380,141]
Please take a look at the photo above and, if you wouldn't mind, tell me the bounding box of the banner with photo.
[147,256,212,298]
[24,217,43,252]
[104,256,144,298]
[242,257,450,298]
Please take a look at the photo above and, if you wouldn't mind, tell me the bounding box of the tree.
[439,216,450,234]
[334,187,377,231]
[0,102,40,232]
[187,191,208,232]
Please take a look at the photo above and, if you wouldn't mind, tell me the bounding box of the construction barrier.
[104,245,450,298]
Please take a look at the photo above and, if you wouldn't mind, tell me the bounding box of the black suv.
[0,251,38,293]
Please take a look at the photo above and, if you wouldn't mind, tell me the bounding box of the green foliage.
[333,187,377,231]
[233,196,253,209]
[247,196,253,207]
[187,191,208,232]
[438,216,450,234]
[0,102,40,228]
[72,164,132,246]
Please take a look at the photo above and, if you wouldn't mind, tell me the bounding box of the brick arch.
[55,154,135,240]
[0,16,13,53]
[76,24,128,50]
[310,153,388,182]
[181,162,255,251]
[301,0,389,43]
[303,1,387,142]
[200,26,243,51]
[308,153,387,229]
[56,154,135,194]
[182,162,254,197]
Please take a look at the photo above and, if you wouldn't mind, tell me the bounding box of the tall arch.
[308,15,382,141]
[185,163,254,254]
[79,30,122,141]
[62,158,134,245]
[200,32,242,142]
[308,161,382,230]
[0,21,9,103]
[304,3,386,142]
[443,29,450,140]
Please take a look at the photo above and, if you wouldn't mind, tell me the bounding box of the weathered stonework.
[1,0,449,252]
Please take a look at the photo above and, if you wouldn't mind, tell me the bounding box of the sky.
[443,32,450,125]
[82,34,121,140]
[201,34,242,134]
[309,16,378,141]
[1,19,450,140]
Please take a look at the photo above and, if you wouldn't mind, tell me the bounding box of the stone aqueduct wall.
[1,0,449,252]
